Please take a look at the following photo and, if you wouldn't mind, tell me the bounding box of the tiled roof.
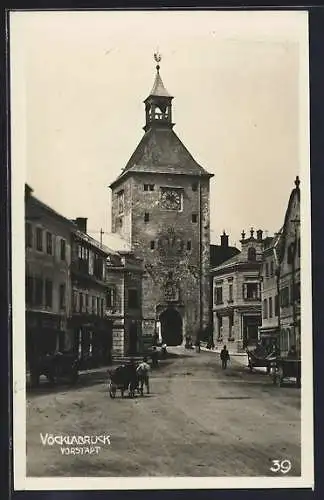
[110,128,213,187]
[210,244,240,268]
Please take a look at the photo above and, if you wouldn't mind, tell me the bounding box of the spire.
[149,52,172,98]
[143,52,174,132]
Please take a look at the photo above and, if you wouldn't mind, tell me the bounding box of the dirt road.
[26,347,301,477]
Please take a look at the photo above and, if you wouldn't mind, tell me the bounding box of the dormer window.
[248,247,256,261]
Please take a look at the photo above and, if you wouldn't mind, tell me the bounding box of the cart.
[271,358,301,387]
[246,349,277,373]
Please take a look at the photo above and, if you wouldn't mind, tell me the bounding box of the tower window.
[150,240,155,250]
[117,190,124,214]
[192,183,198,192]
[248,247,256,261]
[192,213,198,223]
[144,184,149,191]
[187,240,192,251]
[144,212,150,223]
[144,184,155,191]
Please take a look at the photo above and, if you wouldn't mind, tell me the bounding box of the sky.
[10,10,309,247]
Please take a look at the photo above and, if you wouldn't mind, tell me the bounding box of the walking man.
[220,345,230,369]
[136,357,150,395]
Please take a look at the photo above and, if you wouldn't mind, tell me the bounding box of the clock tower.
[109,54,214,351]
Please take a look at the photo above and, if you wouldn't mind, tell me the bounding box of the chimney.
[74,217,88,234]
[256,229,263,241]
[221,230,229,248]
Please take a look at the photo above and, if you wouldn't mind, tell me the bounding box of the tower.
[109,54,214,347]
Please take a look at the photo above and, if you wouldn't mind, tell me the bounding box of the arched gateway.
[159,308,183,346]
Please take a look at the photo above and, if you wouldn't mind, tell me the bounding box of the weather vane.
[154,50,162,71]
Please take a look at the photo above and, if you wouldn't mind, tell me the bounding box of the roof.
[210,244,240,268]
[74,230,119,256]
[110,127,213,188]
[88,231,132,253]
[148,70,172,99]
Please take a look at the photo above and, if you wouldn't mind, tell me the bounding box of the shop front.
[69,315,113,369]
[26,310,65,368]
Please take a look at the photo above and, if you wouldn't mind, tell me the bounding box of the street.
[26,348,301,477]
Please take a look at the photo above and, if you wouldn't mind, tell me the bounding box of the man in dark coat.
[220,345,230,369]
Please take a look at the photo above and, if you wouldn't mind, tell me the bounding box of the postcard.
[10,9,313,490]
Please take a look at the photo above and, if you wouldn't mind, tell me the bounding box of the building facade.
[258,232,281,350]
[276,177,301,357]
[69,218,115,368]
[109,59,213,345]
[211,229,268,352]
[104,249,144,357]
[25,185,74,368]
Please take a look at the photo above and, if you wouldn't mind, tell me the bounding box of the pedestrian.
[136,356,150,395]
[220,345,230,369]
[151,346,159,368]
[195,339,201,353]
[127,358,138,397]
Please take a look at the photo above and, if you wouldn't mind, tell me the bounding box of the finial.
[295,175,300,189]
[241,230,245,240]
[154,50,162,72]
[250,227,254,238]
[223,229,226,235]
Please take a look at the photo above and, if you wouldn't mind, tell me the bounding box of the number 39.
[270,459,292,474]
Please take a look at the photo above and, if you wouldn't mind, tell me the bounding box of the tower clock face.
[160,188,182,211]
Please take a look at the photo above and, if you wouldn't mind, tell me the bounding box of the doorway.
[159,308,183,346]
[129,322,138,355]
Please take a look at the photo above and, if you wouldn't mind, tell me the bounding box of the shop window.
[263,299,268,319]
[36,227,43,251]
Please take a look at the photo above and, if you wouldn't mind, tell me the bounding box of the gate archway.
[159,308,183,346]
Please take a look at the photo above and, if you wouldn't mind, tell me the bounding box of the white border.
[10,10,313,491]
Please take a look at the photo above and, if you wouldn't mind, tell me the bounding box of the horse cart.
[107,364,139,398]
[270,357,301,387]
[29,352,79,387]
[246,348,277,373]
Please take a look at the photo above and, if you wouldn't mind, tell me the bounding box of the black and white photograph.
[10,9,313,490]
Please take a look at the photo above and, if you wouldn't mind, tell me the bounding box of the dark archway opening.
[159,308,183,346]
